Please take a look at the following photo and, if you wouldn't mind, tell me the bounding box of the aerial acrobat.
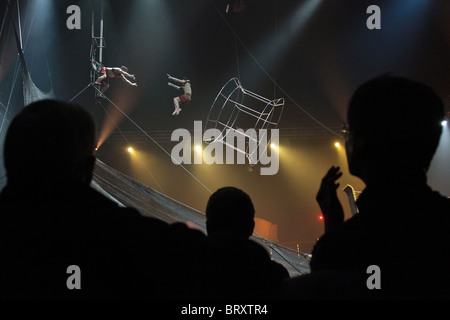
[167,74,191,116]
[94,65,137,98]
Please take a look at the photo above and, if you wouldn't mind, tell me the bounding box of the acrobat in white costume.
[168,74,191,115]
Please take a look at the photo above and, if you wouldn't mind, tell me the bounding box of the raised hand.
[316,166,344,234]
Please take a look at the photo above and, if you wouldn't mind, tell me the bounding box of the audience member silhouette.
[203,186,289,299]
[284,75,450,299]
[0,99,205,299]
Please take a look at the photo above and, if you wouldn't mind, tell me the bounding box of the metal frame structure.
[205,77,284,165]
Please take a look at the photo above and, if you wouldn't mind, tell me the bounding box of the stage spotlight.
[270,143,278,150]
[442,120,448,127]
[128,147,133,153]
[334,142,341,148]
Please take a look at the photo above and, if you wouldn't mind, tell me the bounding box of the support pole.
[99,0,104,64]
[16,0,22,50]
[91,1,94,39]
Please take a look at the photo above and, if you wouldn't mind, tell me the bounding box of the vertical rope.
[232,14,241,81]
[16,0,22,50]
[211,0,342,138]
[92,85,213,195]
[272,0,277,100]
[0,1,21,138]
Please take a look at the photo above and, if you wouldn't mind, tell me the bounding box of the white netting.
[22,69,54,106]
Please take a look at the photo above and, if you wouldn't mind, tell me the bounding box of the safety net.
[93,159,311,277]
[20,52,55,106]
[0,5,54,191]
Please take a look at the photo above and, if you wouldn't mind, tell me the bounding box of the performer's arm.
[168,82,181,90]
[167,74,185,84]
[120,70,136,80]
[120,74,137,86]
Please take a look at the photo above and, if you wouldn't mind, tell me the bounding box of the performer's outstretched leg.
[173,97,182,115]
[94,74,109,98]
[168,82,181,90]
[100,82,109,94]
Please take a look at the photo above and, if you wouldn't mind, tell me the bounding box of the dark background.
[1,0,450,252]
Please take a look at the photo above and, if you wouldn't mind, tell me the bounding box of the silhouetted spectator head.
[345,74,444,182]
[3,99,97,187]
[206,187,255,239]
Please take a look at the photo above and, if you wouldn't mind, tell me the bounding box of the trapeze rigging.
[67,0,285,169]
[69,1,139,103]
[89,31,137,99]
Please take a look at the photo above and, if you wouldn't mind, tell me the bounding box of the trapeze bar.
[220,84,283,108]
[210,132,255,154]
[220,92,283,122]
[92,37,107,48]
[241,88,285,107]
[226,97,260,113]
[224,96,272,120]
[231,105,278,126]
[221,141,248,155]
[217,121,259,142]
[233,104,277,125]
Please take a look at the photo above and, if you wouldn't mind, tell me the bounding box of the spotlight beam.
[243,0,323,81]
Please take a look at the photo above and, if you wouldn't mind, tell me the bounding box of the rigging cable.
[95,99,165,193]
[0,0,21,139]
[91,85,213,195]
[212,1,342,138]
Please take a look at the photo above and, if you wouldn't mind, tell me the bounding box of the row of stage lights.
[122,118,448,223]
[124,142,343,154]
[112,114,450,155]
[125,143,281,154]
[122,125,447,155]
[124,116,449,156]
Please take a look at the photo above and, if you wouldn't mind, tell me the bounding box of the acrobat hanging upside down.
[95,65,137,97]
[168,74,191,116]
